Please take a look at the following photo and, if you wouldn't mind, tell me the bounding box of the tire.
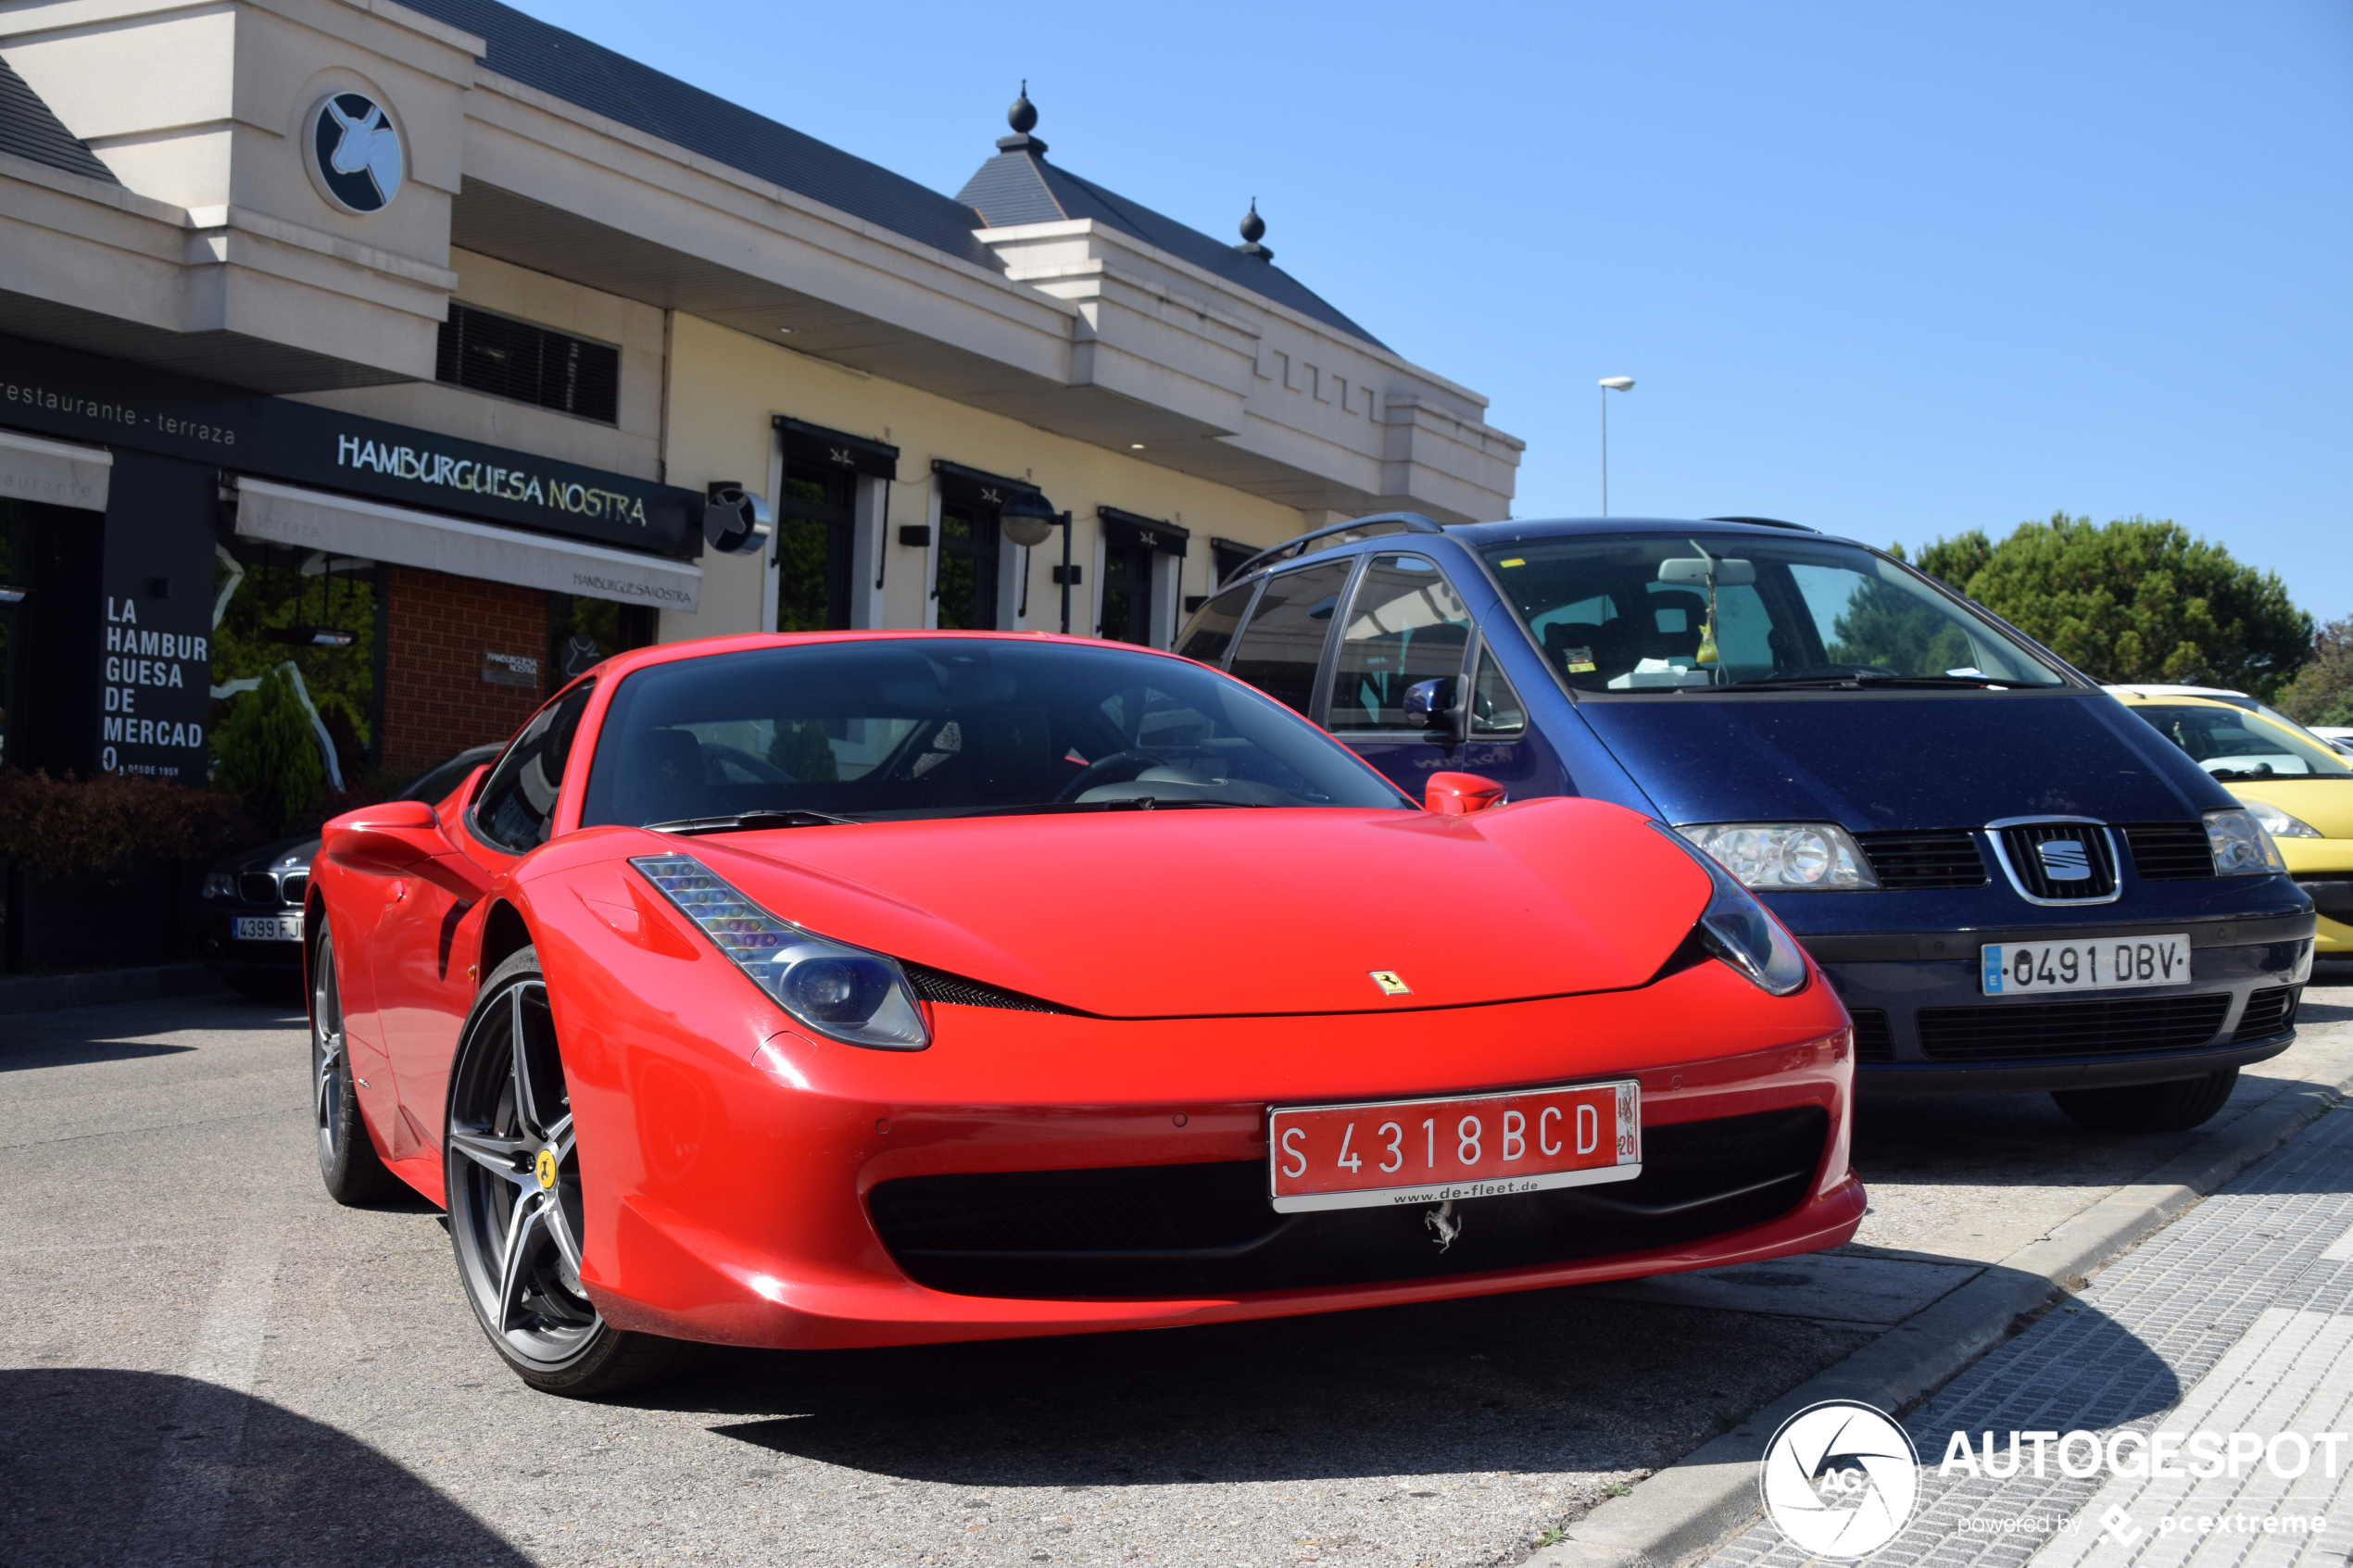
[2052,1067,2239,1134]
[312,920,400,1205]
[443,947,697,1398]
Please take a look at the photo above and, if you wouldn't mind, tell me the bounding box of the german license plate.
[1268,1081,1641,1214]
[232,914,303,943]
[1981,933,2191,996]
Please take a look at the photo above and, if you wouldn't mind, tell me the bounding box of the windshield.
[1479,533,2067,693]
[2129,703,2353,781]
[579,638,1410,827]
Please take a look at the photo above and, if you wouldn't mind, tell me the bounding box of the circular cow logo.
[308,92,404,213]
[1758,1400,1919,1558]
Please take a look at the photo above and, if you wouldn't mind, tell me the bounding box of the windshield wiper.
[646,809,862,834]
[1708,673,2018,691]
[950,797,1265,820]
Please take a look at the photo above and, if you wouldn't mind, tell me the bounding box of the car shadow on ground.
[0,1368,529,1567]
[686,1273,2178,1489]
[0,994,298,1072]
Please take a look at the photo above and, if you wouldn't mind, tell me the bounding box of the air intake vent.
[2233,986,2301,1042]
[1855,831,1987,889]
[1992,822,2119,902]
[238,873,283,906]
[901,963,1071,1015]
[1849,1009,1894,1063]
[1916,994,2231,1060]
[2120,822,2214,881]
[435,302,620,424]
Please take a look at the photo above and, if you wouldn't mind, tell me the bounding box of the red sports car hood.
[640,797,1713,1019]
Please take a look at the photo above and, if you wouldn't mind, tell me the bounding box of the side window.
[1468,646,1526,735]
[1226,561,1351,715]
[1327,554,1473,732]
[473,680,597,853]
[1175,581,1257,668]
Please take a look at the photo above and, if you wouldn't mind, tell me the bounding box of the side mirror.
[323,800,493,901]
[1403,677,1466,746]
[1426,771,1507,816]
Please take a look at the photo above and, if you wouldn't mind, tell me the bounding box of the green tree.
[213,668,324,834]
[2277,615,2353,726]
[1901,513,2311,697]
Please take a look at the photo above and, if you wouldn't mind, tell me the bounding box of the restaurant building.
[0,0,1518,962]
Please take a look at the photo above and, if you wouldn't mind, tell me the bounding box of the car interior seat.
[1642,590,1710,662]
[610,726,711,825]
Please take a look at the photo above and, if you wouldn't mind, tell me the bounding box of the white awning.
[233,477,700,613]
[0,428,111,511]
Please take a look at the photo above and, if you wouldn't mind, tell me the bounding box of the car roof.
[2104,683,2253,702]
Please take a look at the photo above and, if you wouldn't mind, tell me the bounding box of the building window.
[1099,540,1151,644]
[936,501,999,630]
[776,461,855,633]
[434,302,620,424]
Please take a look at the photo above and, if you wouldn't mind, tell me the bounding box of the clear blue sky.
[510,0,2353,623]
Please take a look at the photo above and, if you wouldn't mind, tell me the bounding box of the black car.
[196,744,502,997]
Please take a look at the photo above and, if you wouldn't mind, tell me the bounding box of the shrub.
[0,769,237,882]
[213,667,325,834]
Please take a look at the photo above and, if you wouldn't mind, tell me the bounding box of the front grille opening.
[1995,822,2120,901]
[866,1106,1830,1300]
[280,873,308,906]
[1849,1009,1894,1063]
[2233,986,2301,1043]
[1855,831,1987,889]
[2119,822,2215,881]
[1916,994,2232,1060]
[237,872,283,906]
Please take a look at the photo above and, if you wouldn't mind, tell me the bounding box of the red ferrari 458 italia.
[307,631,1862,1395]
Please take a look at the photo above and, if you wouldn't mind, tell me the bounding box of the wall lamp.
[999,489,1076,635]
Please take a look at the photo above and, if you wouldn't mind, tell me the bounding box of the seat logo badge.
[1369,971,1412,997]
[2037,840,2092,880]
[308,92,404,214]
[534,1149,559,1190]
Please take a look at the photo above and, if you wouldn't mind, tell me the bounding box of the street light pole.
[1598,376,1634,516]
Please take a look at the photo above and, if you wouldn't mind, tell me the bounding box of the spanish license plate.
[1981,933,2191,996]
[1268,1081,1641,1214]
[232,914,303,943]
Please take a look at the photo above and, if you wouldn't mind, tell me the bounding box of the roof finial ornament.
[1235,196,1273,259]
[997,80,1047,155]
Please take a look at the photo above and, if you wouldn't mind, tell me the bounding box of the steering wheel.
[1055,749,1166,804]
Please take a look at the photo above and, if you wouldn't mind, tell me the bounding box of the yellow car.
[2107,689,2353,953]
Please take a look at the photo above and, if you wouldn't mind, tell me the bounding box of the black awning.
[774,416,899,481]
[931,458,1041,511]
[1098,506,1189,557]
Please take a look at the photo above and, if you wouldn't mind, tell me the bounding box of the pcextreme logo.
[1758,1400,1921,1558]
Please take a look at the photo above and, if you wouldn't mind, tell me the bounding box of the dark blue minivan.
[1176,513,2315,1132]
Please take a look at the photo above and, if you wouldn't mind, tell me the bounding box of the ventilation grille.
[2120,822,2214,881]
[2233,986,2301,1043]
[902,963,1070,1015]
[237,873,283,906]
[1916,994,2232,1060]
[1849,1009,1894,1063]
[279,873,308,908]
[1994,822,2119,901]
[1855,831,1987,889]
[435,302,620,424]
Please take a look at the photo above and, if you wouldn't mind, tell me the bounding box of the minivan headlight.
[2204,808,2288,874]
[1676,822,1878,890]
[631,853,929,1049]
[1651,823,1810,996]
[2233,798,2322,840]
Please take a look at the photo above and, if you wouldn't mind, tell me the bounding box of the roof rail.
[1224,512,1443,584]
[1705,515,1817,533]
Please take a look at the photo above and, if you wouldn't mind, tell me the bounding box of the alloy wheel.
[312,939,349,1171]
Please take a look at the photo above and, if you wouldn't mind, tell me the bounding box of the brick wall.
[382,565,546,778]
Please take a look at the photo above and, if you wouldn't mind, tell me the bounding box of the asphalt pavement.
[3,965,2347,1568]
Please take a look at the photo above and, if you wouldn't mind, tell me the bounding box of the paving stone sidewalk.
[1700,1106,2353,1568]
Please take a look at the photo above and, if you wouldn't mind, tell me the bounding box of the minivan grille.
[1916,993,2231,1060]
[1994,822,2120,901]
[2119,822,2214,882]
[1855,831,1987,889]
[1849,1009,1894,1063]
[2233,986,2301,1042]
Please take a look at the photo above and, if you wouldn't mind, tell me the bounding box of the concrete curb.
[1529,1042,2353,1568]
[0,962,232,1015]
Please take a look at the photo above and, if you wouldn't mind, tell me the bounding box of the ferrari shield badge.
[535,1148,559,1189]
[1368,971,1412,997]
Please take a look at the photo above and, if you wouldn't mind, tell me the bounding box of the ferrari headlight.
[1650,823,1810,997]
[2204,808,2288,875]
[1676,822,1878,890]
[201,872,238,900]
[631,853,929,1049]
[2233,797,2322,840]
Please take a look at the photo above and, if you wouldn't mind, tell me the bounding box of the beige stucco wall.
[661,311,1311,642]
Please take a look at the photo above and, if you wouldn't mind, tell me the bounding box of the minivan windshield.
[1479,533,2067,693]
[2129,703,2353,781]
[579,638,1409,830]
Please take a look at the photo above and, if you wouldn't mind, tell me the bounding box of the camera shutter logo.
[308,92,404,213]
[1758,1400,1919,1558]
